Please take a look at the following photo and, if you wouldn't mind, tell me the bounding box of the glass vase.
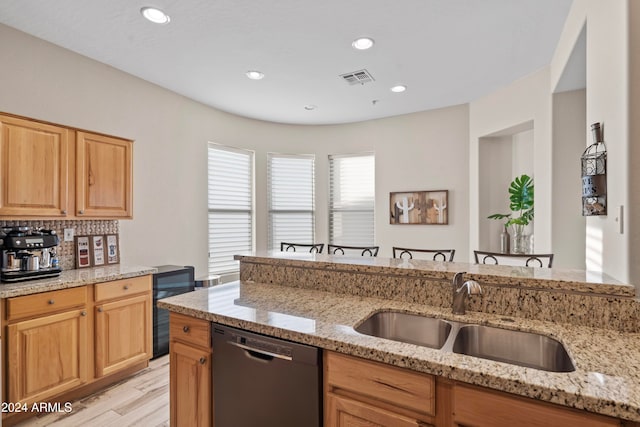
[511,231,533,254]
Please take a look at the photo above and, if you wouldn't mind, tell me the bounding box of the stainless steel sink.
[354,311,575,372]
[452,324,575,372]
[354,311,452,349]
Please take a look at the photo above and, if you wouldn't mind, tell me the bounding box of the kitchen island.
[159,253,640,426]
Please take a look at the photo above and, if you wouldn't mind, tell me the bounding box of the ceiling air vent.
[340,69,375,86]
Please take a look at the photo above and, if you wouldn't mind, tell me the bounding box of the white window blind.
[268,154,315,251]
[329,153,375,246]
[207,144,254,275]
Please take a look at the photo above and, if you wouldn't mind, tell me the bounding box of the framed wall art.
[390,190,449,225]
[92,235,105,266]
[106,234,120,264]
[75,236,92,268]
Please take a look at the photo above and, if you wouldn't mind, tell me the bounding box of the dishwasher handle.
[228,340,293,361]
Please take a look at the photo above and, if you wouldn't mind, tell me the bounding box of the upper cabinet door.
[76,131,132,218]
[0,115,70,217]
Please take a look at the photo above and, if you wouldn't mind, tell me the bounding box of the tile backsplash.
[1,220,119,270]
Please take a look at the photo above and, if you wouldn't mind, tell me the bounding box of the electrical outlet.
[64,228,75,242]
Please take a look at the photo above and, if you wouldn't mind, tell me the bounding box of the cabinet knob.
[81,311,87,316]
[78,210,85,215]
[61,209,67,215]
[48,299,55,305]
[199,357,206,365]
[98,307,103,313]
[123,285,129,290]
[183,326,190,333]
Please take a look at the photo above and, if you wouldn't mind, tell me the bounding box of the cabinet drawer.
[7,286,87,322]
[453,383,621,427]
[325,351,435,417]
[170,312,211,348]
[94,275,151,302]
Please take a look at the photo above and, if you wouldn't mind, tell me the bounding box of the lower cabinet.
[169,312,212,427]
[324,351,436,427]
[95,292,152,377]
[2,275,153,425]
[8,307,88,404]
[452,383,622,427]
[326,392,431,427]
[325,351,627,427]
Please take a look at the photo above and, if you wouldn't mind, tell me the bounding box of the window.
[207,144,254,275]
[268,154,315,251]
[329,153,375,246]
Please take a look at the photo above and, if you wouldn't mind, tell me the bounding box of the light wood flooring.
[15,355,170,427]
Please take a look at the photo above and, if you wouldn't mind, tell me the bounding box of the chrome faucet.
[452,272,482,315]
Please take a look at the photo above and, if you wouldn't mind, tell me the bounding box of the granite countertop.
[236,252,636,297]
[158,280,640,422]
[0,264,157,298]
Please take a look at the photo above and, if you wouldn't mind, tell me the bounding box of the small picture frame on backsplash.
[75,236,92,268]
[106,234,119,265]
[92,235,105,266]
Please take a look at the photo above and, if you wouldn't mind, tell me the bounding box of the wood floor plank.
[15,355,170,427]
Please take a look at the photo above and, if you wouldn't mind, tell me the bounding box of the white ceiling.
[0,0,573,125]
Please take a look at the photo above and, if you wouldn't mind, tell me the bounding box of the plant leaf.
[487,213,511,220]
[508,174,534,212]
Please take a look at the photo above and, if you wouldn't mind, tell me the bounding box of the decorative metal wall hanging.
[581,122,607,216]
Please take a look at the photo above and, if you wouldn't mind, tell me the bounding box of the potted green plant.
[488,174,534,254]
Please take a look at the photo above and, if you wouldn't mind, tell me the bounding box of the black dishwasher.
[212,323,322,427]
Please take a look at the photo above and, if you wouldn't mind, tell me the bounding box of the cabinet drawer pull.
[199,357,206,365]
[81,311,87,316]
[183,326,190,333]
[48,299,55,305]
[123,285,129,290]
[97,307,103,313]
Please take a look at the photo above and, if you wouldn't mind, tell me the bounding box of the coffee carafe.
[1,227,62,282]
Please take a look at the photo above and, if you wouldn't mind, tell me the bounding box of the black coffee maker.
[0,226,62,282]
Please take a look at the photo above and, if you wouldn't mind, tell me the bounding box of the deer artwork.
[395,196,414,223]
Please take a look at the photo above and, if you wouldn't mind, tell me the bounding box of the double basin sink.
[354,311,575,372]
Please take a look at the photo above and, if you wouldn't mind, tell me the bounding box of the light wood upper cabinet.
[0,113,133,219]
[76,131,132,218]
[0,115,70,217]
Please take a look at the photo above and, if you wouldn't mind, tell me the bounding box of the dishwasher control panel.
[235,333,293,358]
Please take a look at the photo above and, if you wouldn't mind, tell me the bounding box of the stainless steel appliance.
[212,323,321,427]
[0,227,61,282]
[152,265,195,358]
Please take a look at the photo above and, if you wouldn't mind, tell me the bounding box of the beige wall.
[469,68,553,259]
[470,0,635,284]
[629,0,640,289]
[373,105,470,258]
[552,89,586,269]
[550,0,630,281]
[0,24,470,276]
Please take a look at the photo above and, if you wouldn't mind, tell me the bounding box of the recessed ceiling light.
[352,37,375,50]
[140,7,170,24]
[304,105,317,111]
[391,85,407,93]
[246,70,265,80]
